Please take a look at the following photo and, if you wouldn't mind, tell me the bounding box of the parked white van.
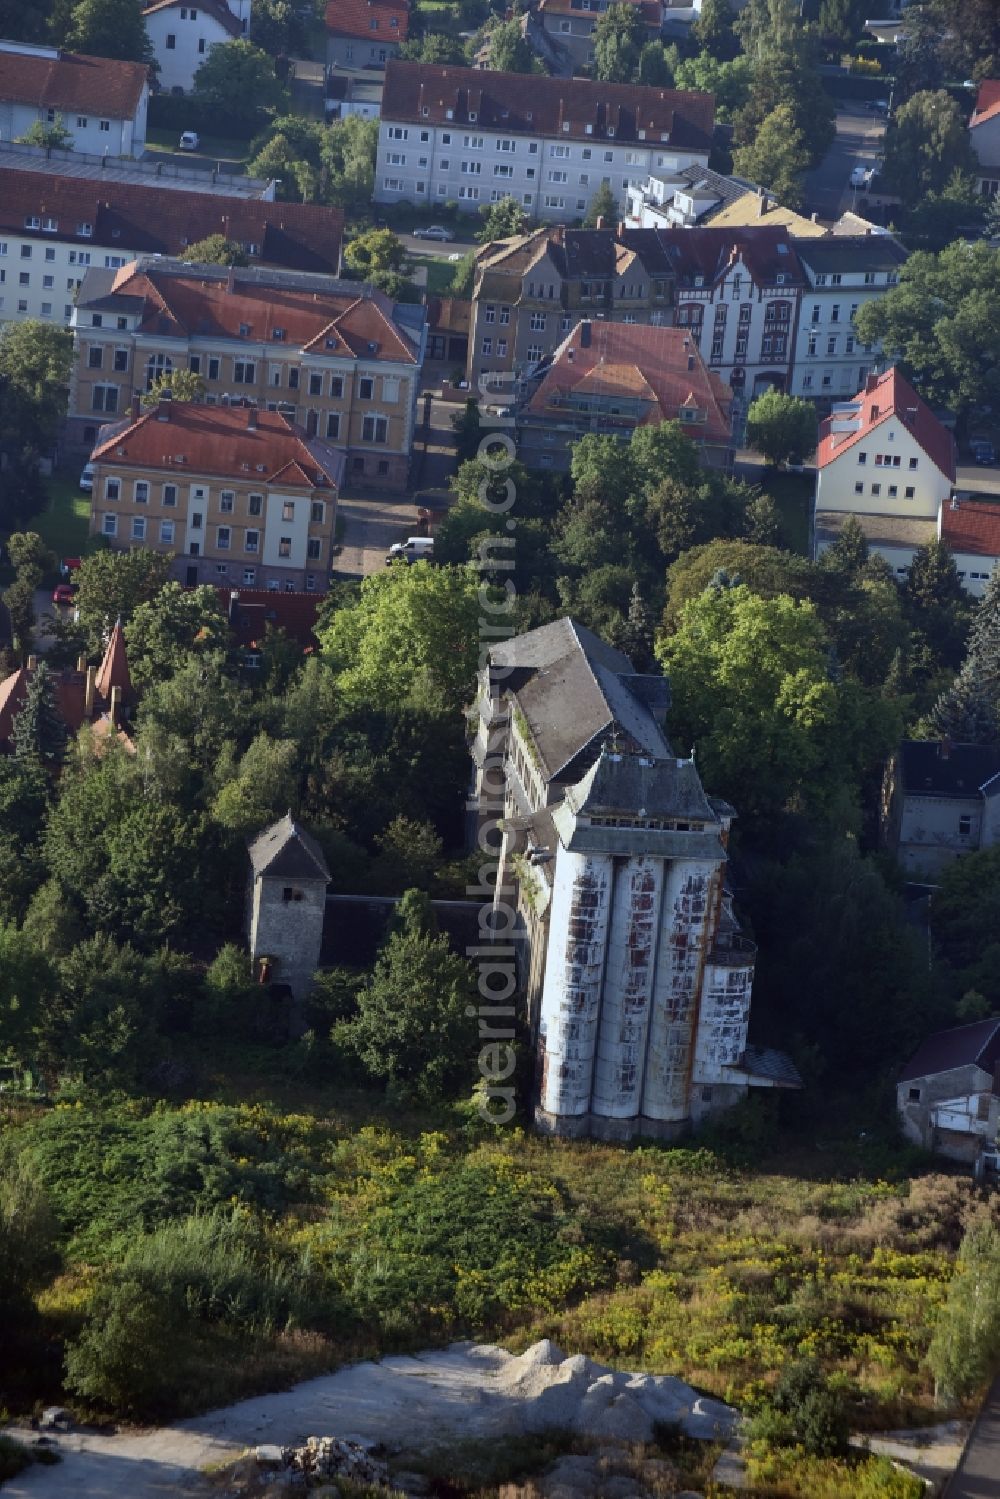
[386,537,434,564]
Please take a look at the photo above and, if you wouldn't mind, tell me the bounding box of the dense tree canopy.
[882,91,976,203]
[592,2,644,81]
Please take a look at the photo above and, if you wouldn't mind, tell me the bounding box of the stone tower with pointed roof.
[246,814,331,1014]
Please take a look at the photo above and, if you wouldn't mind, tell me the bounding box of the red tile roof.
[816,367,956,481]
[941,496,1000,558]
[0,45,148,120]
[0,664,88,747]
[526,320,732,446]
[94,619,133,703]
[381,60,714,151]
[972,79,1000,126]
[91,403,346,488]
[104,265,415,362]
[0,168,343,274]
[217,587,325,649]
[325,0,410,42]
[538,0,662,27]
[142,0,242,38]
[663,224,805,290]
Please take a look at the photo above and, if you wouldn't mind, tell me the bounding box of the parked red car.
[52,583,75,606]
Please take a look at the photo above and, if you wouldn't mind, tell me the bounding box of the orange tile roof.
[382,60,714,151]
[539,0,662,26]
[816,367,956,481]
[94,619,133,704]
[107,265,416,363]
[972,79,1000,126]
[325,0,409,42]
[91,403,346,487]
[526,320,732,445]
[941,497,1000,559]
[0,664,88,746]
[0,46,148,119]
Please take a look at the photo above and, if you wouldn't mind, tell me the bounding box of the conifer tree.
[12,662,66,771]
[927,573,1000,743]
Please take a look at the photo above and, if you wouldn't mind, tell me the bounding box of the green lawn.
[35,473,92,562]
[415,256,462,297]
[145,127,250,166]
[762,469,814,557]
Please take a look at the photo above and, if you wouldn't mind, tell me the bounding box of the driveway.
[803,103,886,221]
[335,491,419,575]
[945,1375,1000,1498]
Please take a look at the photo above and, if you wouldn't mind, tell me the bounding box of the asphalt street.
[946,1376,1000,1498]
[803,103,886,221]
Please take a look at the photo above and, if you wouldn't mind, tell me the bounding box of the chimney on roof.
[811,211,818,222]
[595,216,606,230]
[131,394,140,419]
[156,400,170,421]
[866,373,879,394]
[77,654,86,673]
[26,654,37,671]
[687,353,694,371]
[248,406,258,431]
[758,193,768,217]
[85,665,96,719]
[905,406,917,424]
[580,320,591,348]
[109,685,121,726]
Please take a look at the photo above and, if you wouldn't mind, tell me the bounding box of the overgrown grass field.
[2,1079,975,1476]
[33,472,92,562]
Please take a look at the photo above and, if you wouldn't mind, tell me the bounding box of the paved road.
[335,491,417,576]
[945,1376,1000,1498]
[399,232,478,259]
[803,104,886,221]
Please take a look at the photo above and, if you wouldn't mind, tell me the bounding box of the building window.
[329,375,344,398]
[191,511,203,530]
[326,412,340,440]
[166,32,175,46]
[278,536,292,558]
[248,493,263,515]
[217,527,231,550]
[871,483,880,495]
[131,517,146,541]
[857,451,867,465]
[114,347,129,371]
[134,481,149,504]
[243,568,256,585]
[102,514,118,537]
[359,376,375,400]
[92,385,119,413]
[88,346,103,369]
[99,120,110,133]
[105,478,121,501]
[904,486,915,498]
[854,482,863,494]
[481,337,493,355]
[362,414,389,443]
[960,814,972,835]
[281,500,295,522]
[159,520,175,543]
[245,529,259,552]
[311,500,324,523]
[908,1087,921,1103]
[909,457,918,470]
[220,490,235,513]
[307,538,322,561]
[234,360,256,384]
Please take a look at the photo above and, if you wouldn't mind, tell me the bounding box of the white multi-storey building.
[0,40,148,156]
[790,235,908,402]
[375,61,714,225]
[0,145,342,327]
[142,0,250,95]
[813,367,957,579]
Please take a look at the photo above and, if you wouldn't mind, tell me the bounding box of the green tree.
[124,582,228,688]
[249,0,304,55]
[371,815,443,893]
[592,2,643,81]
[21,879,85,959]
[483,15,537,73]
[733,0,835,167]
[673,53,752,122]
[746,390,818,466]
[476,195,528,243]
[928,1220,1000,1402]
[181,234,249,267]
[692,0,737,59]
[343,929,478,1100]
[583,181,619,227]
[882,90,976,203]
[36,934,156,1083]
[732,102,811,209]
[15,115,72,149]
[75,550,173,653]
[637,41,672,86]
[0,0,50,42]
[0,321,73,455]
[141,368,206,406]
[12,662,67,771]
[904,539,971,668]
[399,32,466,64]
[0,925,56,1062]
[65,0,153,60]
[931,846,1000,1009]
[926,571,1000,744]
[452,398,483,463]
[343,227,406,289]
[853,241,1000,424]
[211,733,299,837]
[319,563,481,716]
[3,532,53,659]
[192,39,286,118]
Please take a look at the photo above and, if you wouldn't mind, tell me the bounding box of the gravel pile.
[281,1435,391,1487]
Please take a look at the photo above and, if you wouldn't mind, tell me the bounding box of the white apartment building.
[0,41,149,157]
[791,235,908,401]
[374,61,714,225]
[970,80,1000,196]
[814,367,957,578]
[142,0,250,95]
[0,149,342,326]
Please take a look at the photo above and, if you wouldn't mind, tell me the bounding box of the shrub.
[750,1357,851,1457]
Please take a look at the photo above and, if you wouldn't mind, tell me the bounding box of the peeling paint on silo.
[537,849,613,1118]
[642,862,716,1122]
[692,962,753,1082]
[592,857,662,1119]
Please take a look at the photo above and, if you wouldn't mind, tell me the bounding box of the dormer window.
[78,223,93,237]
[42,217,57,232]
[607,126,615,137]
[562,122,570,132]
[239,322,250,336]
[469,111,477,121]
[24,216,40,230]
[272,327,286,340]
[370,17,377,27]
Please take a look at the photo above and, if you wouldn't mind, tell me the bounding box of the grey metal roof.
[899,1018,1000,1083]
[899,740,1000,799]
[795,235,908,273]
[491,617,631,676]
[549,748,724,857]
[731,1046,803,1089]
[247,813,330,882]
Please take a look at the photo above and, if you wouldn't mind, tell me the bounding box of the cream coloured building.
[69,257,425,487]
